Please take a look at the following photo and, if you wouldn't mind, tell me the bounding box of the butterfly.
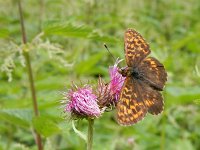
[117,29,167,126]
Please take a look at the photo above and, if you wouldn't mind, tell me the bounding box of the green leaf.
[43,21,92,38]
[42,21,118,43]
[166,86,200,105]
[167,86,200,97]
[32,115,61,137]
[72,121,87,142]
[0,109,32,128]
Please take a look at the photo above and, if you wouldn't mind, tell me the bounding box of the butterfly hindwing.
[124,29,151,67]
[139,57,167,91]
[117,77,147,126]
[137,80,164,115]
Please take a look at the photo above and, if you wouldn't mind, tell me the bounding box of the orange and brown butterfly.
[117,29,167,126]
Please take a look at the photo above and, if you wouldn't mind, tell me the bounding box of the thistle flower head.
[96,77,113,108]
[97,59,125,109]
[108,58,125,101]
[63,84,101,119]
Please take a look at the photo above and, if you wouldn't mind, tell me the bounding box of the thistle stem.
[87,118,94,150]
[18,0,43,150]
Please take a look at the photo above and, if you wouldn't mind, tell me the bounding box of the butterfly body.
[117,29,167,126]
[119,67,143,79]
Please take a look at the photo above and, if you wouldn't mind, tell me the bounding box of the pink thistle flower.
[64,85,101,118]
[97,59,125,109]
[108,58,125,102]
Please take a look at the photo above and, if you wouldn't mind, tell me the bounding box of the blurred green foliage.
[0,0,200,150]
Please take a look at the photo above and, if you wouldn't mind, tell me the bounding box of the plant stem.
[160,92,167,150]
[87,118,94,150]
[18,0,43,150]
[161,111,166,150]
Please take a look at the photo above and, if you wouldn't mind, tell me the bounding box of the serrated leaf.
[32,115,61,137]
[0,109,32,128]
[43,21,92,38]
[42,21,118,43]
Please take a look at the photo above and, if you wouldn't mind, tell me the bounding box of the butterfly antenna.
[104,43,116,62]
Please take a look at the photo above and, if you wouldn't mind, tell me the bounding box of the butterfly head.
[118,67,132,77]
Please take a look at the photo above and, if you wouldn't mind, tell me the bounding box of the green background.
[0,0,200,150]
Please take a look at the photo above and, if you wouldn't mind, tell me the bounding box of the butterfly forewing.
[139,57,167,90]
[117,77,147,126]
[124,29,151,67]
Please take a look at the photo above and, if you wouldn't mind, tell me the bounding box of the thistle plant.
[64,85,101,118]
[62,59,124,150]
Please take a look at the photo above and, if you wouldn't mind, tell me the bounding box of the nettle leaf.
[43,21,92,38]
[42,21,118,43]
[0,109,32,128]
[32,115,61,137]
